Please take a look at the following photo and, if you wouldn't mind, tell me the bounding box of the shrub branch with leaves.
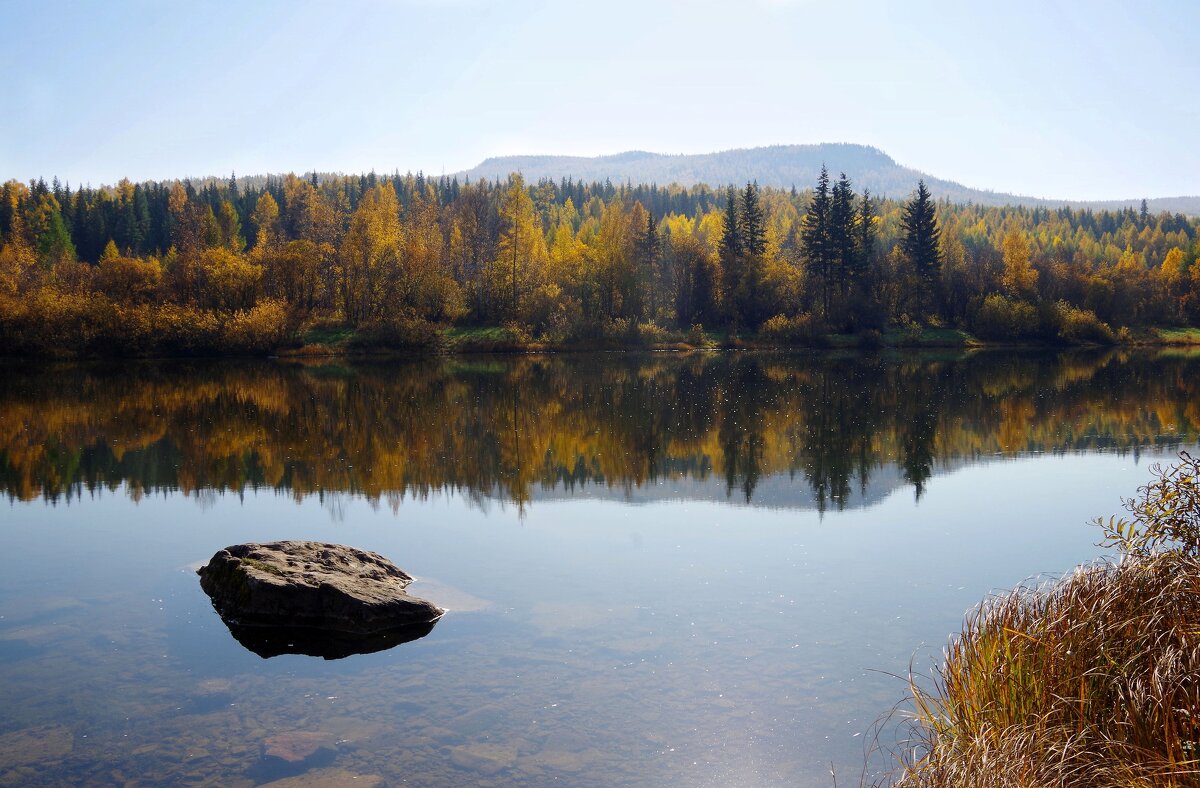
[1096,450,1200,557]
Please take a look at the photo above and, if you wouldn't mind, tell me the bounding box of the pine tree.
[132,185,150,255]
[719,186,742,325]
[856,189,876,284]
[800,165,833,319]
[738,182,765,257]
[900,180,942,314]
[637,209,662,318]
[734,182,767,328]
[830,173,857,309]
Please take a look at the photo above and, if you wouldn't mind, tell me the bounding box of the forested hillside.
[1,166,1198,356]
[457,145,1200,214]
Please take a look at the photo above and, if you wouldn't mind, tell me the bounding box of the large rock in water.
[198,541,444,659]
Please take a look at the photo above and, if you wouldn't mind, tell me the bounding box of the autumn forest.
[1,168,1199,356]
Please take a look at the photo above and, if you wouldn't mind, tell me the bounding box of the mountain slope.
[455,144,1199,214]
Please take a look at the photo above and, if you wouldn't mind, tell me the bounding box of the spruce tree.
[900,180,942,312]
[855,189,876,284]
[830,173,857,309]
[132,186,151,255]
[736,182,767,328]
[800,166,833,320]
[719,186,742,326]
[637,210,661,318]
[738,182,765,257]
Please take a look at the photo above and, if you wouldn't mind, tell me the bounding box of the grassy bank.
[891,453,1200,786]
[1151,326,1200,345]
[1,292,1195,358]
[282,323,1200,357]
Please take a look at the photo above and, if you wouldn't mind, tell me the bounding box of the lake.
[1,349,1197,786]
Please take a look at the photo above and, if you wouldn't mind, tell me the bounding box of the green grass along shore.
[280,324,1200,357]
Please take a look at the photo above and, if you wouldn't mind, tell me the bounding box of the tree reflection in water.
[2,350,1197,511]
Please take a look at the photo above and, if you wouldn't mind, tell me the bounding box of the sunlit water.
[1,350,1197,786]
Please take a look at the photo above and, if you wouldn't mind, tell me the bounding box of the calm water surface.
[1,350,1197,786]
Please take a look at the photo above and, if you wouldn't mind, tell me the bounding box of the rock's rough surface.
[197,541,443,658]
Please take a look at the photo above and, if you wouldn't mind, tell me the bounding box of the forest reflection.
[2,350,1198,511]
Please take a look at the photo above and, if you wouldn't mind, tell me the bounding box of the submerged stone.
[448,742,518,775]
[259,768,386,787]
[197,541,443,659]
[262,732,336,765]
[251,731,338,781]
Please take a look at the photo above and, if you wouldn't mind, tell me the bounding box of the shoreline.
[4,325,1199,362]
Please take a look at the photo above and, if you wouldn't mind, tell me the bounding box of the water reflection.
[217,619,439,660]
[1,349,1197,511]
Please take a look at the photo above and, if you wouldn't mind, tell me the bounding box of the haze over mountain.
[456,144,1200,215]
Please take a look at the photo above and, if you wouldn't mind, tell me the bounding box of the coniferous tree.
[830,173,857,315]
[719,186,742,325]
[856,189,875,285]
[33,194,76,267]
[216,200,245,252]
[738,182,765,257]
[83,198,110,263]
[131,185,151,254]
[636,209,662,318]
[800,166,833,320]
[900,180,942,314]
[734,182,767,328]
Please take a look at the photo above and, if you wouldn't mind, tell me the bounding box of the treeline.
[1,168,1198,354]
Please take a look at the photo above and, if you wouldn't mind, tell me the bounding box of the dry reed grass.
[889,453,1200,787]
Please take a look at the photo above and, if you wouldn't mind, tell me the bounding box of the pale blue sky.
[1,0,1196,199]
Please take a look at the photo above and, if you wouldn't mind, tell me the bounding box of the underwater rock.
[448,742,518,775]
[252,732,337,781]
[259,767,385,787]
[262,732,336,765]
[197,541,443,659]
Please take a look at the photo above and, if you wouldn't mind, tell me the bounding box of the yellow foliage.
[99,255,162,303]
[1001,230,1038,298]
[1161,247,1186,286]
[198,248,262,311]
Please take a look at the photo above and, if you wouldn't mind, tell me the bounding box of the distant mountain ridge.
[454,144,1200,214]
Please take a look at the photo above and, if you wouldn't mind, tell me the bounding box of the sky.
[1,0,1196,200]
